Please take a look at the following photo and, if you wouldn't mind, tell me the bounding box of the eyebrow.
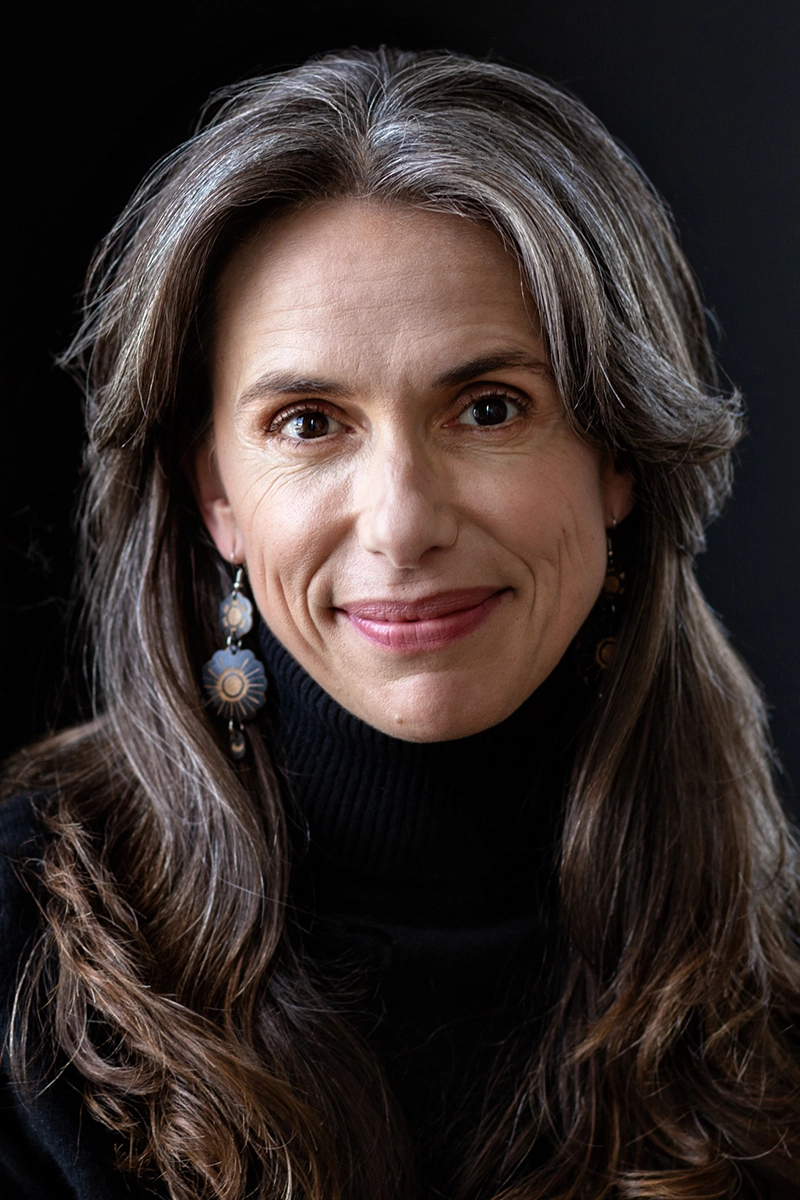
[236,372,351,411]
[235,350,553,411]
[431,351,553,389]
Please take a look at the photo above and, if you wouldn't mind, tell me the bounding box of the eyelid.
[458,381,531,404]
[262,382,532,435]
[450,382,532,424]
[266,400,347,436]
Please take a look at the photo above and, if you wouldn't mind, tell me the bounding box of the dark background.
[4,0,799,819]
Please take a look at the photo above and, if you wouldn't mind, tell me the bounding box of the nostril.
[355,453,458,566]
[358,498,458,566]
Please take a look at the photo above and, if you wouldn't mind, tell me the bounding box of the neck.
[257,624,588,926]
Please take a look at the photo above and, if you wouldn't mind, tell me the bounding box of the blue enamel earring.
[202,566,267,759]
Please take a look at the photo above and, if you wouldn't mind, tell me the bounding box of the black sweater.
[0,629,587,1198]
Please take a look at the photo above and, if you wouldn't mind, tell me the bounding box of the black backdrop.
[4,0,799,820]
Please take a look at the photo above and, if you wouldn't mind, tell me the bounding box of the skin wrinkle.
[235,352,555,415]
[194,199,633,741]
[8,53,799,1200]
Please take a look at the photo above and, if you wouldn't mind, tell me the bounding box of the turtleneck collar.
[257,623,589,927]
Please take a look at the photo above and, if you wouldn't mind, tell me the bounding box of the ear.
[190,438,246,563]
[601,456,636,528]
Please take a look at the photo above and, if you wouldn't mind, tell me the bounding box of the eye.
[456,391,524,427]
[276,408,345,440]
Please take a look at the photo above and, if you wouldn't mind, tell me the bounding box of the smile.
[336,588,510,652]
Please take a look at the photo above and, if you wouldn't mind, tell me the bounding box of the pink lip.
[336,587,510,652]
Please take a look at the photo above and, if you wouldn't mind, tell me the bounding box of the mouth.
[335,587,511,652]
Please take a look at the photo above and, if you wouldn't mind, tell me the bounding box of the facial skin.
[194,200,633,741]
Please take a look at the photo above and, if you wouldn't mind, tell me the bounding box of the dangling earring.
[596,526,625,668]
[574,519,627,686]
[202,565,267,759]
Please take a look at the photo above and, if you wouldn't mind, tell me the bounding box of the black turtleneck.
[257,623,589,1192]
[0,632,590,1200]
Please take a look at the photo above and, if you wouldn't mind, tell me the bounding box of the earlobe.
[601,457,636,529]
[190,440,246,563]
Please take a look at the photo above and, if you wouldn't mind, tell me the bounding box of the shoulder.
[0,791,47,894]
[0,791,46,862]
[0,793,49,1013]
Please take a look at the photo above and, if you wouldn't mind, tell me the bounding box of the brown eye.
[280,410,344,439]
[457,394,522,427]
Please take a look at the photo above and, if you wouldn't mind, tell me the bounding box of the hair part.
[5,48,800,1200]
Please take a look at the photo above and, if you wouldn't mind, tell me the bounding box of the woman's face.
[195,200,632,741]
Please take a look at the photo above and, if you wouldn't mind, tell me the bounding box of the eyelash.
[266,385,532,439]
[452,386,531,426]
[266,402,343,435]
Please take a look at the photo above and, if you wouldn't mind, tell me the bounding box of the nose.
[356,434,459,568]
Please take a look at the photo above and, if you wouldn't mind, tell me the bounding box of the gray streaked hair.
[7,48,799,1200]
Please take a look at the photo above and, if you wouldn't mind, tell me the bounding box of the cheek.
[476,443,607,582]
[227,457,350,618]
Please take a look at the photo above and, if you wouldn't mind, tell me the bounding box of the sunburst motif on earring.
[202,566,267,759]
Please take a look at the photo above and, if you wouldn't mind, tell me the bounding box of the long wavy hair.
[5,48,800,1200]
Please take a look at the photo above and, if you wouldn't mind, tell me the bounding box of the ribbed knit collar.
[258,622,588,927]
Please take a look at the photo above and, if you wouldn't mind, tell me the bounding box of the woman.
[2,47,799,1200]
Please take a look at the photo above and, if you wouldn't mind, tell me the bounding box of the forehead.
[211,200,543,386]
[216,199,524,300]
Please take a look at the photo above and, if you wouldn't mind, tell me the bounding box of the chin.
[350,675,531,743]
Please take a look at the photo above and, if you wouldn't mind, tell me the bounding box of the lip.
[336,587,510,652]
